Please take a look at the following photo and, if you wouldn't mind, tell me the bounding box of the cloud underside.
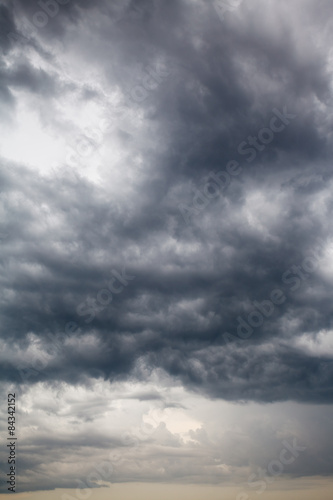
[0,0,333,404]
[1,0,333,493]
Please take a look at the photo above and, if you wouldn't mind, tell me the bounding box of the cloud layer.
[0,0,333,493]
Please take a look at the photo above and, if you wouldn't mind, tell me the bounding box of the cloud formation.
[0,0,333,493]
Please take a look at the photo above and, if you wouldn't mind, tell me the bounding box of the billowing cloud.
[0,0,333,493]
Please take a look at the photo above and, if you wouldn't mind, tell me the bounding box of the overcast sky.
[0,0,333,498]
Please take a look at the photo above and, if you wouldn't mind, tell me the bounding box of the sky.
[0,0,333,498]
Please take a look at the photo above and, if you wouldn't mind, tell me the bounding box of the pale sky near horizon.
[2,480,333,500]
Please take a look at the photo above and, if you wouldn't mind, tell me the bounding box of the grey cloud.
[1,156,333,404]
[1,0,333,491]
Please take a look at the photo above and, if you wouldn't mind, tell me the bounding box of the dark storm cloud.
[1,0,333,406]
[3,61,58,94]
[0,3,16,52]
[9,0,147,39]
[1,160,333,404]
